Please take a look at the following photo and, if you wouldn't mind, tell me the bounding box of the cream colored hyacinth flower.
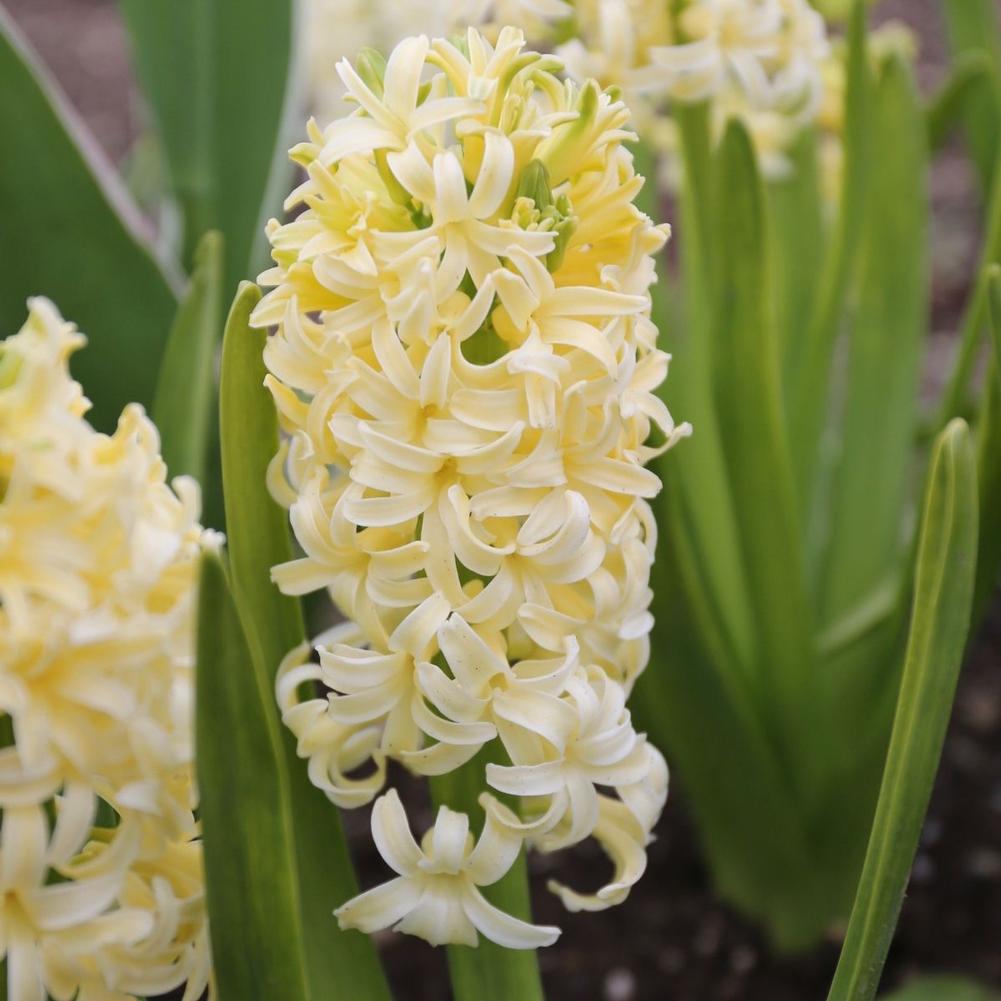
[303,0,570,124]
[255,27,689,948]
[0,299,217,1001]
[305,1,835,185]
[539,0,832,181]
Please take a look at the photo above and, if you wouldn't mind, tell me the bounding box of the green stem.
[430,752,546,1001]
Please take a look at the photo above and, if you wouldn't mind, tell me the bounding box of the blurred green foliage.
[637,0,1001,954]
[0,7,179,431]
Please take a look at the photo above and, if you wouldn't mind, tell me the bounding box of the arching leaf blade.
[219,283,392,1001]
[826,419,978,1001]
[153,231,223,487]
[0,8,180,431]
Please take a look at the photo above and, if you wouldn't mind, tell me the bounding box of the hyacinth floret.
[254,27,689,948]
[0,300,217,1001]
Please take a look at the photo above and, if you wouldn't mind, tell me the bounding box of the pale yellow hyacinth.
[0,300,217,1001]
[304,0,835,183]
[554,0,832,180]
[255,27,688,949]
[303,0,570,124]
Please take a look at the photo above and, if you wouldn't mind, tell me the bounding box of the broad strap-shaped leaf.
[0,8,180,431]
[708,120,816,792]
[936,154,1001,426]
[826,419,979,1001]
[940,0,1001,195]
[218,284,392,1001]
[219,283,306,664]
[653,100,756,683]
[119,0,295,295]
[820,54,928,625]
[767,127,824,364]
[927,52,998,154]
[974,265,1001,621]
[635,549,829,951]
[880,976,997,1001]
[787,0,872,520]
[196,553,312,1001]
[153,231,223,487]
[431,757,546,1001]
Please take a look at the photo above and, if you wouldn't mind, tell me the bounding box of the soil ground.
[5,1,1001,997]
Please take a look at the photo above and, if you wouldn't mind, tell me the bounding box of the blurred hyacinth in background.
[0,299,217,1001]
[0,1,1000,1000]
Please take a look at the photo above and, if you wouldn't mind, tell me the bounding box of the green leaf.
[940,0,1001,195]
[809,0,878,21]
[935,159,1001,426]
[0,9,180,431]
[652,100,756,680]
[152,231,223,486]
[985,263,1001,392]
[431,756,546,1001]
[633,560,828,951]
[219,283,306,667]
[708,120,815,788]
[821,55,928,625]
[787,0,872,522]
[881,975,997,1001]
[629,138,659,222]
[973,265,1001,621]
[218,284,392,1001]
[119,0,295,295]
[767,127,825,364]
[196,553,313,1001]
[927,52,998,154]
[826,419,979,1001]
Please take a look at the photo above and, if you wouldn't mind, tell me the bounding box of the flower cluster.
[554,0,832,180]
[0,300,216,1001]
[305,0,837,184]
[254,28,688,948]
[304,0,571,125]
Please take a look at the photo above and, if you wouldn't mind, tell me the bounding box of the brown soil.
[5,0,1001,998]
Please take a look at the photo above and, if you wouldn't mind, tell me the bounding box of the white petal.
[0,806,47,892]
[461,885,560,949]
[371,790,423,876]
[438,615,509,693]
[468,132,515,219]
[486,760,565,797]
[466,799,523,885]
[383,35,430,120]
[335,876,423,934]
[432,151,471,225]
[425,806,470,874]
[6,929,45,1001]
[396,887,478,946]
[26,870,122,931]
[399,740,483,776]
[46,783,95,868]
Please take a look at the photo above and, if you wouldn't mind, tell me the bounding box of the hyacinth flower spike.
[256,27,689,947]
[0,300,215,1001]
